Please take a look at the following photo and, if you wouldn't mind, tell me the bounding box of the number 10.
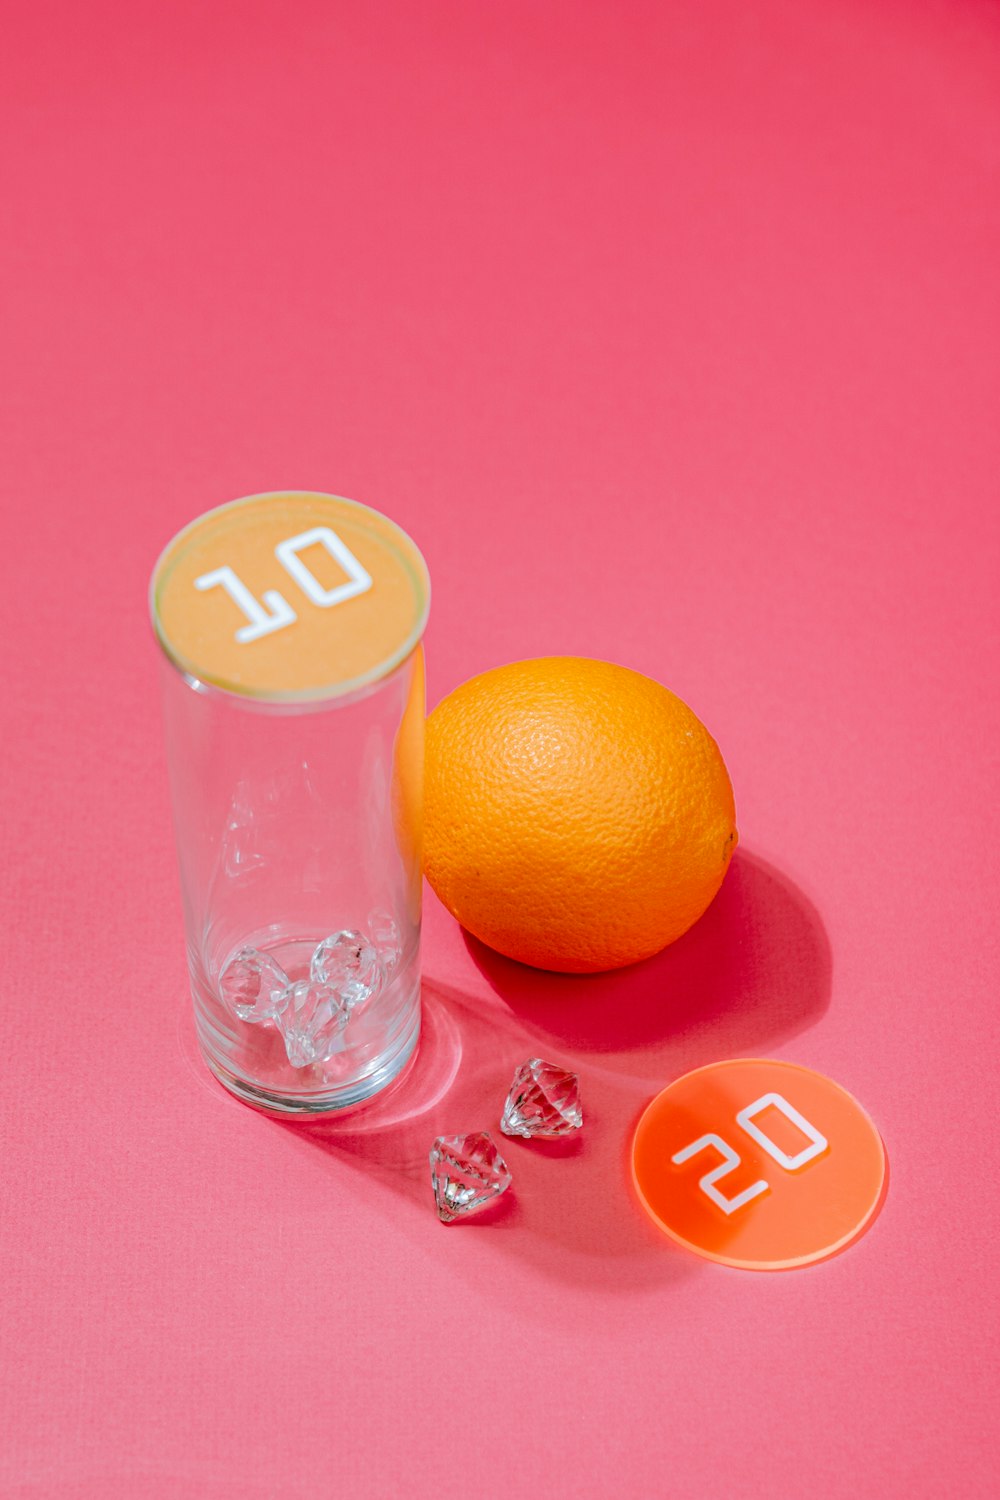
[195,526,373,643]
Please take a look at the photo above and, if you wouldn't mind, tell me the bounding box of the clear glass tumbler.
[150,491,429,1113]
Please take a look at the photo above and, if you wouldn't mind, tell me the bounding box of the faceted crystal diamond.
[501,1058,583,1139]
[276,980,346,1068]
[368,909,401,972]
[310,930,383,1011]
[221,779,267,877]
[429,1132,512,1223]
[219,947,291,1023]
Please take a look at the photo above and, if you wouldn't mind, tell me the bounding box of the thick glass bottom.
[199,997,421,1114]
[192,939,422,1115]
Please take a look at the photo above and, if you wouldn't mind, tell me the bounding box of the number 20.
[672,1093,829,1216]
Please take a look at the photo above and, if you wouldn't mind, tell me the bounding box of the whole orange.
[423,657,738,972]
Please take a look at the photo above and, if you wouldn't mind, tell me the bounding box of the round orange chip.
[151,491,429,702]
[632,1059,887,1271]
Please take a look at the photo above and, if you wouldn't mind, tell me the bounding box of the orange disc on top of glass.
[631,1058,887,1271]
[150,491,430,702]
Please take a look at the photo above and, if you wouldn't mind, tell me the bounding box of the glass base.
[201,1001,421,1114]
[191,931,421,1115]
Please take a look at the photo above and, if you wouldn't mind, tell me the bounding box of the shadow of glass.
[272,850,832,1293]
[275,977,694,1293]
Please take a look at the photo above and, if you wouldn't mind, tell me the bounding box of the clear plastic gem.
[310,930,383,1011]
[429,1132,512,1223]
[501,1058,583,1139]
[368,909,401,972]
[219,948,290,1023]
[276,980,346,1068]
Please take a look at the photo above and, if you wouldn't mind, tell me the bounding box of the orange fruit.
[423,657,738,972]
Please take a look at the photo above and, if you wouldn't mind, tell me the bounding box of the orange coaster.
[151,491,430,702]
[632,1058,887,1271]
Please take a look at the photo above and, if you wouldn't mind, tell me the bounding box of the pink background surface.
[2,2,999,1495]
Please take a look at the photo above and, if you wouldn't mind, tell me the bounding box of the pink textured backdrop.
[2,1,998,1495]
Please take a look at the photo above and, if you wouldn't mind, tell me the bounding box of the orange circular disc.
[150,491,430,703]
[632,1059,887,1271]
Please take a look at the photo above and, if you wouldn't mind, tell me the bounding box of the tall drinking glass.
[150,491,429,1113]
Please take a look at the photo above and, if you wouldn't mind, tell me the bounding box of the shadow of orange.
[463,850,831,1073]
[272,849,832,1290]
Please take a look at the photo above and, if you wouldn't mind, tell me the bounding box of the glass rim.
[149,490,430,706]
